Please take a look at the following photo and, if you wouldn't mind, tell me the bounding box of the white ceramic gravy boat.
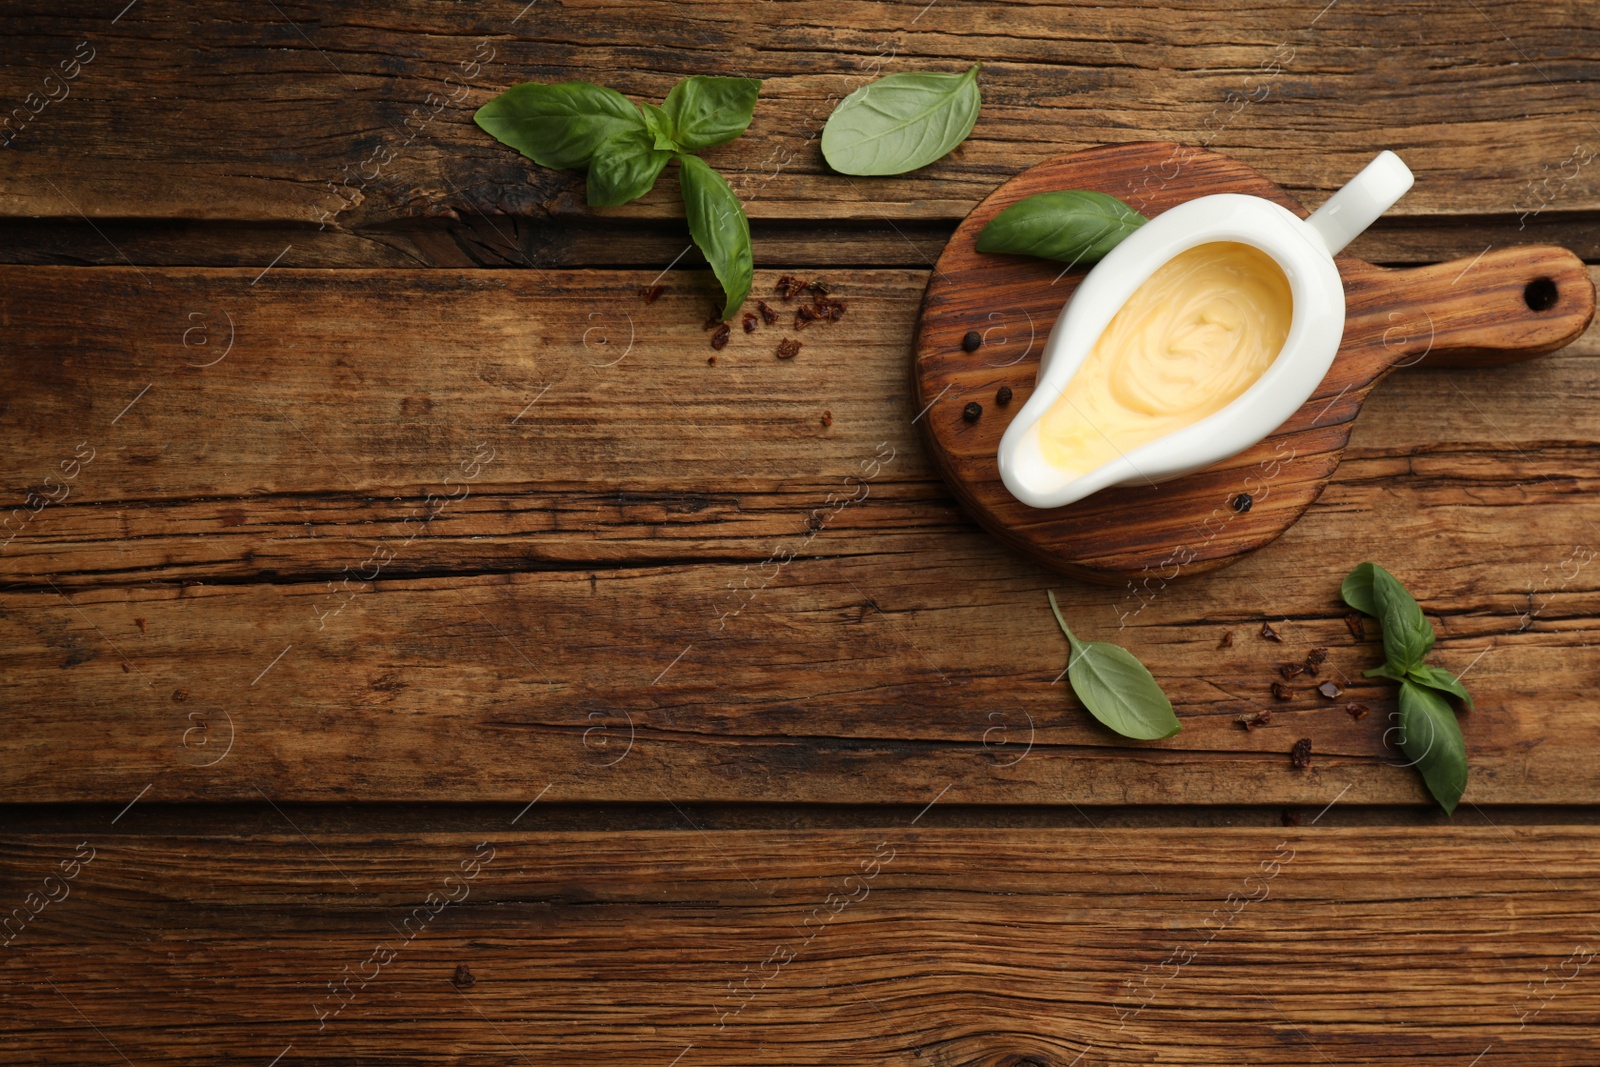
[997,150,1414,509]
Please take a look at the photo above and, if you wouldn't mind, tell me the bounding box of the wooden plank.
[3,1,1600,227]
[1,266,1597,805]
[3,826,1599,1064]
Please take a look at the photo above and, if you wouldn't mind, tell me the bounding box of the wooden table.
[4,2,1599,1063]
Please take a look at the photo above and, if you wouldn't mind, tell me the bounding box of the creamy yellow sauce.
[1038,241,1292,476]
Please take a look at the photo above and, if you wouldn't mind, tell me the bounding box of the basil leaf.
[1363,664,1407,682]
[639,102,680,151]
[587,128,673,207]
[1374,567,1435,672]
[1048,591,1181,741]
[1340,561,1382,617]
[1407,664,1475,709]
[821,64,981,176]
[976,191,1148,265]
[663,75,761,151]
[677,153,752,321]
[474,80,644,170]
[1396,681,1468,814]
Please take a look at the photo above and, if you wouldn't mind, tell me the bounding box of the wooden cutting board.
[912,142,1595,585]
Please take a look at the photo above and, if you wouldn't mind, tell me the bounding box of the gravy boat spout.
[997,150,1414,510]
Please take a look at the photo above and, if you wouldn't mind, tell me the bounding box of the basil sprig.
[1048,591,1181,741]
[475,75,759,320]
[821,65,982,176]
[1342,562,1472,813]
[976,190,1149,266]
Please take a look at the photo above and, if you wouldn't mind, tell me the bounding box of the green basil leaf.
[663,76,761,150]
[1363,664,1407,682]
[1340,561,1382,617]
[821,64,981,176]
[1048,591,1181,741]
[1374,566,1435,672]
[639,102,680,151]
[1396,680,1468,814]
[677,153,752,321]
[474,80,644,170]
[1407,664,1475,709]
[975,191,1148,265]
[586,128,673,207]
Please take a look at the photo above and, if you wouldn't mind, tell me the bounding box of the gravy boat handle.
[1305,150,1415,256]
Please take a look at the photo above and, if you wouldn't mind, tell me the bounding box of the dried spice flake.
[707,355,717,365]
[756,300,779,325]
[1345,702,1371,720]
[794,303,819,330]
[1235,710,1273,730]
[702,308,724,330]
[807,278,831,296]
[710,323,731,351]
[1290,737,1313,769]
[638,283,666,304]
[1305,647,1329,672]
[820,410,833,428]
[1218,630,1234,649]
[452,963,475,988]
[1260,622,1283,643]
[1317,680,1343,700]
[1344,613,1366,640]
[134,617,148,634]
[1279,662,1306,680]
[1270,681,1293,701]
[776,338,802,360]
[775,274,809,299]
[742,312,759,333]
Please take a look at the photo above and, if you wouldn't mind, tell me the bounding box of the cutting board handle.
[1354,245,1595,370]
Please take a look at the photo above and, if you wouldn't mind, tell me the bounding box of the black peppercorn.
[1231,493,1253,513]
[995,385,1013,406]
[962,401,982,422]
[961,330,982,352]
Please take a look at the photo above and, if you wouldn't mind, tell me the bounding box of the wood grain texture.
[912,143,1595,581]
[4,827,1600,1064]
[4,0,1600,229]
[2,267,1599,806]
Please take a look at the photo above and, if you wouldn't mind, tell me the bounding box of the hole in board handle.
[1524,277,1559,312]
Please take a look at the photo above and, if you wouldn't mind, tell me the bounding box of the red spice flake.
[1317,680,1343,700]
[1281,809,1302,827]
[121,662,131,673]
[1261,621,1283,642]
[820,410,833,428]
[1279,662,1306,680]
[710,323,730,351]
[1236,709,1273,730]
[794,303,819,330]
[1345,702,1371,720]
[1345,613,1366,640]
[452,963,475,988]
[776,337,802,360]
[1218,630,1234,649]
[756,300,779,325]
[703,309,724,330]
[707,355,717,366]
[775,275,809,300]
[807,278,831,296]
[742,312,759,333]
[134,617,148,634]
[638,283,666,304]
[1270,681,1293,701]
[1305,647,1329,674]
[172,689,189,703]
[819,298,846,323]
[1290,737,1313,769]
